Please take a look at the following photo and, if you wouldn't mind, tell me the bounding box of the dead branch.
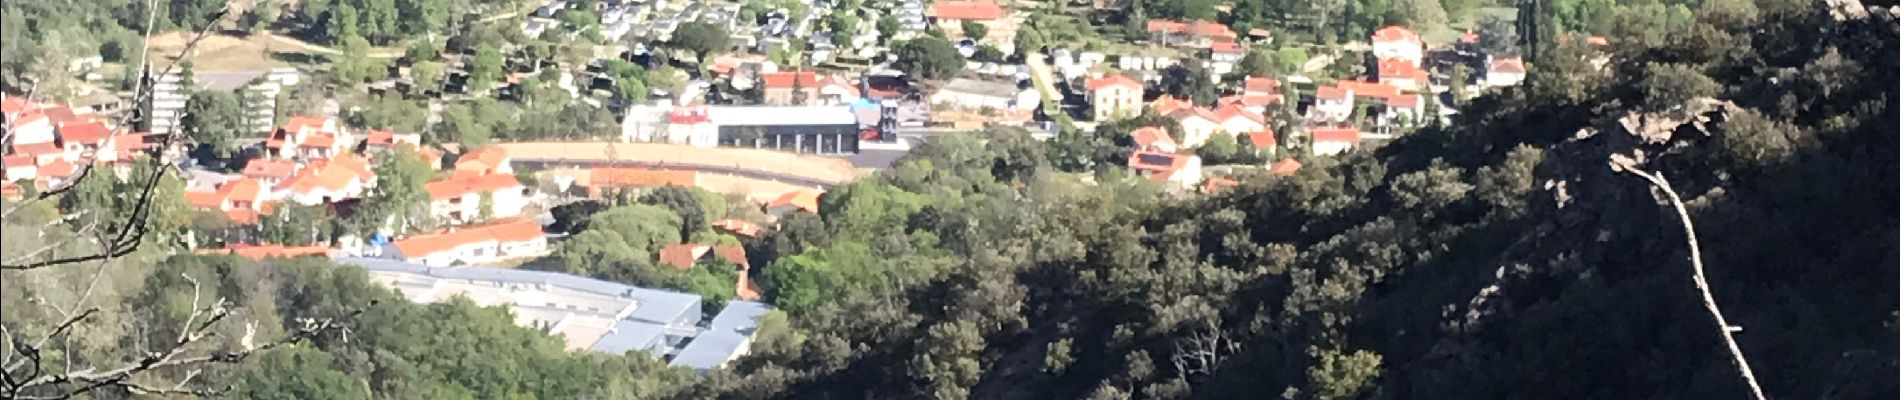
[1610,155,1768,400]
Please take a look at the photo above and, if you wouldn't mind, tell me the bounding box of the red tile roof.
[1378,59,1429,83]
[769,190,821,213]
[1248,28,1272,38]
[0,96,29,115]
[1167,107,1220,124]
[186,190,221,208]
[712,246,747,266]
[760,71,820,89]
[658,244,706,269]
[38,159,77,178]
[365,129,396,146]
[1338,80,1402,99]
[1085,74,1142,91]
[454,146,510,173]
[712,218,764,238]
[391,218,545,258]
[1310,127,1362,144]
[1132,126,1177,150]
[1128,151,1195,181]
[931,2,1005,20]
[1211,41,1244,54]
[57,121,111,145]
[41,106,79,126]
[11,142,59,157]
[1385,94,1419,109]
[7,111,48,130]
[1214,103,1266,125]
[1245,131,1277,149]
[1315,86,1349,101]
[243,159,299,179]
[1149,96,1193,115]
[1372,25,1420,44]
[425,173,522,200]
[1219,94,1280,108]
[1460,30,1480,44]
[1270,158,1302,176]
[1490,57,1527,74]
[1587,36,1610,46]
[1146,20,1238,40]
[3,155,33,168]
[278,154,373,197]
[1244,77,1280,93]
[300,133,337,149]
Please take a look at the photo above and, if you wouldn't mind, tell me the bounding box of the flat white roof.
[706,105,859,126]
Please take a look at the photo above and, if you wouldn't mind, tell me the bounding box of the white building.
[384,219,549,266]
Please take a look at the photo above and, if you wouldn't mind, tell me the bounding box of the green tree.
[877,15,901,44]
[960,20,988,42]
[1635,62,1718,112]
[1476,15,1520,57]
[182,89,246,159]
[667,21,732,64]
[893,37,965,81]
[467,44,505,93]
[1159,63,1217,106]
[412,60,444,91]
[1196,132,1239,164]
[641,186,712,241]
[352,147,435,235]
[262,203,334,245]
[229,344,370,399]
[588,205,684,257]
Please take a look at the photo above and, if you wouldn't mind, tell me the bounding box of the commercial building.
[621,104,863,154]
[337,257,774,368]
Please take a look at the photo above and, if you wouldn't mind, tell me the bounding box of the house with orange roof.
[1309,127,1362,156]
[931,2,1017,52]
[1244,76,1281,95]
[766,189,821,216]
[759,71,860,106]
[184,177,277,225]
[266,115,351,159]
[363,129,422,152]
[55,121,114,160]
[1383,94,1423,124]
[453,147,513,177]
[1149,95,1194,115]
[1244,131,1278,154]
[3,155,37,182]
[1,180,20,200]
[5,110,57,145]
[1312,85,1354,122]
[1371,25,1425,67]
[426,173,528,224]
[1085,74,1145,121]
[736,269,763,301]
[1213,103,1268,137]
[1376,58,1430,92]
[1127,150,1204,190]
[1147,20,1238,48]
[658,243,749,269]
[242,158,300,186]
[1168,107,1225,148]
[1218,94,1279,115]
[1131,126,1179,153]
[1485,56,1527,88]
[385,218,548,266]
[276,154,374,205]
[1210,41,1246,64]
[36,159,80,188]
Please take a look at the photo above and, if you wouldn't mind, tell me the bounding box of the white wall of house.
[1219,117,1265,138]
[1177,116,1222,149]
[10,121,54,144]
[1312,97,1354,122]
[1313,140,1355,156]
[1088,85,1141,122]
[1486,72,1526,88]
[1372,42,1423,66]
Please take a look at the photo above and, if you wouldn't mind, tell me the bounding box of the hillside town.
[0,0,1668,392]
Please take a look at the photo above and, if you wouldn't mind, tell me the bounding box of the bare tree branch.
[1610,155,1769,400]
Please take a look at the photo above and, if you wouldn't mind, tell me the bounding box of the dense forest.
[4,0,1900,399]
